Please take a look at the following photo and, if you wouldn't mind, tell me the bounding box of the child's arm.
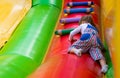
[69,26,81,41]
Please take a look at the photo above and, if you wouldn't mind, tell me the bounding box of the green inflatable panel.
[0,0,62,77]
[32,0,62,9]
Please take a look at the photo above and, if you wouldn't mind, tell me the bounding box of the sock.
[74,49,82,56]
[101,65,108,73]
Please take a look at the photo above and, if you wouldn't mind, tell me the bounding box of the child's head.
[79,15,96,26]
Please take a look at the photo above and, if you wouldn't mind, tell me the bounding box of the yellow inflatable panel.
[101,0,114,16]
[114,0,120,78]
[101,0,120,78]
[101,0,114,53]
[0,0,31,48]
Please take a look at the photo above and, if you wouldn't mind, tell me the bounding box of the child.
[68,15,108,73]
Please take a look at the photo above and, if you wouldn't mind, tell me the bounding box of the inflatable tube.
[55,28,74,35]
[60,18,80,24]
[67,1,94,7]
[64,8,94,14]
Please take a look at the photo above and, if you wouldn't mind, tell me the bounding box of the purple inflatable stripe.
[60,18,80,24]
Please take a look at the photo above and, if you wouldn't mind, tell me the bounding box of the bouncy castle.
[0,0,119,78]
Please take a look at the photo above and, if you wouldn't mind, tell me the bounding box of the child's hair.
[79,15,97,28]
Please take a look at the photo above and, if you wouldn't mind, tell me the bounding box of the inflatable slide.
[0,0,117,78]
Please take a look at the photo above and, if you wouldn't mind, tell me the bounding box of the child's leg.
[99,58,108,73]
[89,47,108,73]
[68,47,82,56]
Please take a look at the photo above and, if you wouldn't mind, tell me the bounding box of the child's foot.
[101,65,108,73]
[74,49,82,56]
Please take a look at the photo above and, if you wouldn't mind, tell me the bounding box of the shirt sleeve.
[69,25,81,40]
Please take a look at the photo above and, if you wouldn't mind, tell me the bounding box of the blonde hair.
[79,15,97,28]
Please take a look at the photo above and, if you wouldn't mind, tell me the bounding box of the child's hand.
[69,37,77,42]
[72,38,77,41]
[68,37,72,42]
